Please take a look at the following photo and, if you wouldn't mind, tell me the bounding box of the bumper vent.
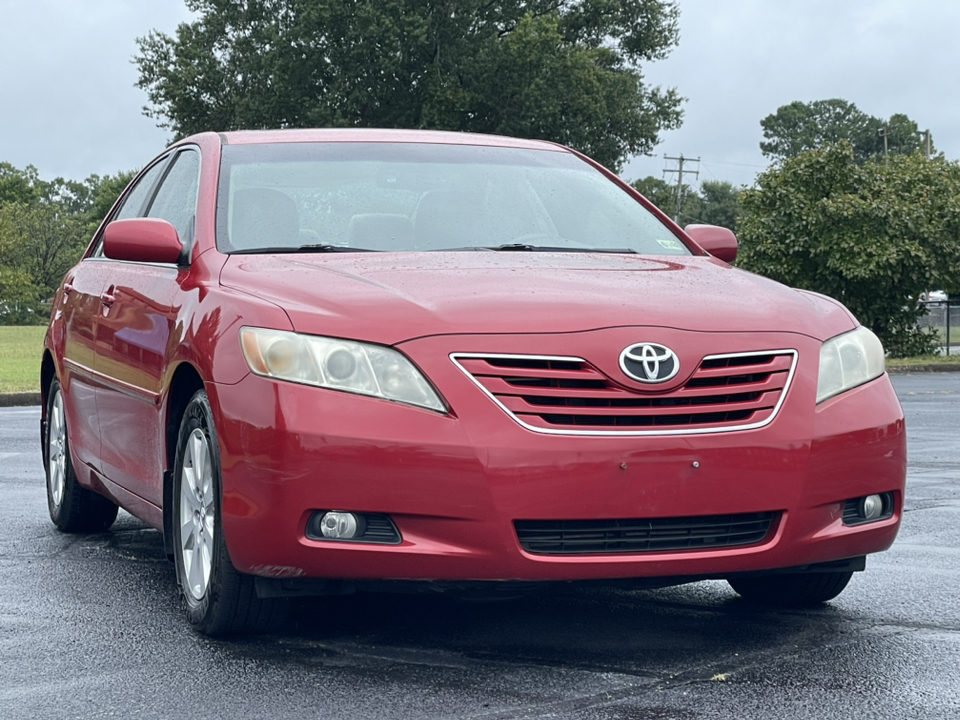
[452,350,797,436]
[361,514,403,543]
[515,512,777,556]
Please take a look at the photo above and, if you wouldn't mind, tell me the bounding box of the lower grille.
[515,512,777,555]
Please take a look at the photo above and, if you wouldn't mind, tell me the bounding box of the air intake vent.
[515,512,778,555]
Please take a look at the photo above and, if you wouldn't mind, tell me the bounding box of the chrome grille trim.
[450,349,799,436]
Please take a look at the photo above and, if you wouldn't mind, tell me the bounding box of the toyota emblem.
[620,343,680,383]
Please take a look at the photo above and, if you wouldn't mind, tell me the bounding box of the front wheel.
[728,571,854,606]
[172,389,287,636]
[45,379,118,533]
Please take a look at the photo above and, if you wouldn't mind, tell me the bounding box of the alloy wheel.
[47,390,66,508]
[179,428,215,601]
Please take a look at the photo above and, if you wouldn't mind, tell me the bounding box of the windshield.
[217,142,692,256]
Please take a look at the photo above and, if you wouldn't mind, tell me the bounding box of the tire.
[728,570,854,606]
[172,389,288,636]
[45,379,118,533]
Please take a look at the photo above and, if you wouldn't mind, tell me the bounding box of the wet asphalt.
[0,373,958,719]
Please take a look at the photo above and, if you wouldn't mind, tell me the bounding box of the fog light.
[319,511,360,539]
[860,494,884,521]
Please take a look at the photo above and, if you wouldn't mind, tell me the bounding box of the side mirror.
[103,218,183,264]
[684,224,738,263]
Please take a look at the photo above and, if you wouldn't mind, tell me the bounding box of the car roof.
[206,128,568,152]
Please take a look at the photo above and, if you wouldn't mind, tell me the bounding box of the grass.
[0,326,46,393]
[886,353,960,369]
[927,327,960,345]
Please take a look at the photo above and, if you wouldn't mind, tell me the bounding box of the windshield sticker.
[656,237,684,251]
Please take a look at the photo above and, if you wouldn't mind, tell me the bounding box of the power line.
[698,159,768,169]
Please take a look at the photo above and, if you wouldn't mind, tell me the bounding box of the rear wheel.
[728,571,854,606]
[172,389,287,636]
[45,379,118,533]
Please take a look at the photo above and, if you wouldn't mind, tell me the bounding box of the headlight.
[239,327,446,412]
[816,326,885,404]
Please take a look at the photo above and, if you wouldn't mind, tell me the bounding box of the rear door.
[56,261,110,471]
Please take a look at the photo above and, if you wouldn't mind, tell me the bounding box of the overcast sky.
[2,0,958,189]
[625,0,960,187]
[0,0,193,181]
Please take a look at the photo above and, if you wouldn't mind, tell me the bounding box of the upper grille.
[451,350,797,435]
[515,512,777,555]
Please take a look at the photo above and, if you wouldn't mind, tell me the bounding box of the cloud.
[627,0,960,186]
[0,0,193,180]
[1,0,956,188]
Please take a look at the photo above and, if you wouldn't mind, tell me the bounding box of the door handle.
[100,291,116,307]
[62,282,74,295]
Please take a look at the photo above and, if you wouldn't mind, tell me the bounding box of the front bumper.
[208,330,906,583]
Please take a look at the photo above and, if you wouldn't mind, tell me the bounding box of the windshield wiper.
[231,244,379,254]
[486,244,638,253]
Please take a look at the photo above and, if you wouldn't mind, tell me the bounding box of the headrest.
[230,188,299,250]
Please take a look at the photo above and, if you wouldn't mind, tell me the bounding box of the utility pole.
[918,129,932,159]
[878,127,889,165]
[662,154,700,223]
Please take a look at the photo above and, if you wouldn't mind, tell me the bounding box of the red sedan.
[41,129,905,636]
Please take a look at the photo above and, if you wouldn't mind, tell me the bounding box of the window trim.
[90,145,202,266]
[144,146,202,264]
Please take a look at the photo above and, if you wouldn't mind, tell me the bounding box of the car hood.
[219,253,856,344]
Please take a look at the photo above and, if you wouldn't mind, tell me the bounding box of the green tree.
[631,177,740,230]
[631,176,688,218]
[81,171,137,235]
[697,180,740,230]
[0,162,134,323]
[881,113,927,157]
[0,266,39,324]
[760,99,927,163]
[0,208,40,324]
[0,202,89,300]
[0,163,43,206]
[135,0,684,172]
[738,142,960,357]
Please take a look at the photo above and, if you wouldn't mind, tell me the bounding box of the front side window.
[114,156,170,222]
[90,155,171,258]
[216,143,692,256]
[147,149,201,245]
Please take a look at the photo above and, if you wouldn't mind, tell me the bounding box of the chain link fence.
[919,300,960,355]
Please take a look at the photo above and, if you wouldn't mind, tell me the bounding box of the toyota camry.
[41,129,906,636]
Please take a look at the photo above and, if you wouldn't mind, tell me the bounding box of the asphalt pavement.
[0,373,958,719]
